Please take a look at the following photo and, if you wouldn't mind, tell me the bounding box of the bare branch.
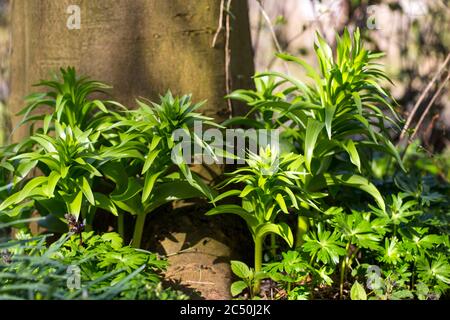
[409,71,450,142]
[399,53,450,141]
[211,0,225,48]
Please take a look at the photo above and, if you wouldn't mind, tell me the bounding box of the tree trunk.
[9,0,254,140]
[8,0,255,299]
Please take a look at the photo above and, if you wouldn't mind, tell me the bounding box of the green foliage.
[230,260,266,299]
[17,66,120,132]
[223,28,449,300]
[228,28,404,179]
[207,146,309,292]
[0,218,186,300]
[303,223,346,265]
[350,281,367,300]
[0,68,216,249]
[0,29,448,301]
[262,250,311,300]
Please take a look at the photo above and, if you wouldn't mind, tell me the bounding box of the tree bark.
[8,0,255,299]
[8,0,254,140]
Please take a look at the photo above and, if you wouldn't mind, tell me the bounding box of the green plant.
[207,146,316,293]
[229,260,266,299]
[0,123,104,229]
[262,250,311,299]
[220,28,443,300]
[350,281,367,300]
[332,210,381,297]
[0,68,217,249]
[17,66,121,132]
[226,28,404,260]
[100,91,217,247]
[0,67,124,231]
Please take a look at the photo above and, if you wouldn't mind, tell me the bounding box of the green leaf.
[283,186,298,209]
[145,181,205,213]
[304,118,324,172]
[352,92,363,115]
[65,190,83,219]
[100,162,128,193]
[240,185,256,198]
[30,135,56,153]
[0,177,47,210]
[94,192,118,216]
[231,281,248,297]
[111,177,142,202]
[101,232,123,250]
[79,176,95,205]
[149,135,162,151]
[44,171,61,198]
[212,189,241,203]
[142,171,162,202]
[275,193,288,213]
[142,149,161,174]
[342,140,361,172]
[43,114,52,134]
[255,222,294,247]
[205,204,258,229]
[92,100,108,113]
[15,160,38,181]
[303,223,346,265]
[311,174,385,211]
[230,260,252,279]
[324,104,336,139]
[350,281,367,300]
[222,117,265,129]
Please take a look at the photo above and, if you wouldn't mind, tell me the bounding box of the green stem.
[295,215,309,249]
[132,214,147,248]
[411,261,416,290]
[118,214,125,240]
[270,233,276,257]
[347,248,360,267]
[340,241,351,299]
[253,235,264,294]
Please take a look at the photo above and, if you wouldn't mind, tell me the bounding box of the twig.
[165,246,198,257]
[409,71,450,141]
[256,0,283,54]
[224,0,233,115]
[252,1,263,54]
[310,0,326,37]
[399,53,450,141]
[211,0,225,48]
[185,280,215,285]
[255,0,289,74]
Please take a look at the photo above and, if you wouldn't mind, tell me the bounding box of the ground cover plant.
[0,28,448,300]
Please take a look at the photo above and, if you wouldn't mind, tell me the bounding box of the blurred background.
[0,0,449,152]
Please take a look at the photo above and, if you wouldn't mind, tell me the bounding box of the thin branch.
[399,53,450,140]
[211,0,225,48]
[409,71,450,141]
[224,0,233,115]
[255,0,289,74]
[256,0,283,53]
[185,280,215,285]
[252,2,263,54]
